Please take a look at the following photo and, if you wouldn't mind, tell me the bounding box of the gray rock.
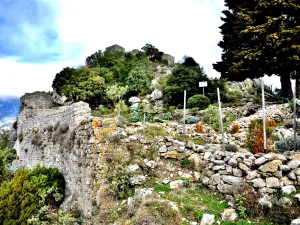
[266,177,280,188]
[144,159,156,169]
[129,96,141,104]
[214,160,225,165]
[200,214,215,225]
[288,160,300,169]
[281,185,296,195]
[159,145,167,153]
[232,168,243,177]
[204,152,212,160]
[251,178,266,188]
[228,158,238,167]
[221,208,238,222]
[288,171,297,180]
[130,175,146,185]
[239,163,250,171]
[255,157,267,166]
[210,173,221,185]
[212,165,225,171]
[273,170,283,178]
[150,89,163,100]
[217,184,234,194]
[170,180,184,189]
[243,158,253,167]
[246,170,258,180]
[134,188,153,198]
[127,165,140,173]
[222,175,243,185]
[258,195,272,208]
[291,219,300,225]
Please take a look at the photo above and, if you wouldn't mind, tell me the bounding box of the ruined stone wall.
[13,101,100,217]
[20,91,55,111]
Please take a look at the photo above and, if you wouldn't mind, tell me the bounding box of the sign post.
[261,78,267,151]
[293,80,297,151]
[199,81,208,96]
[183,90,187,135]
[217,88,225,151]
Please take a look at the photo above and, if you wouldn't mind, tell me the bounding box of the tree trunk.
[280,75,292,99]
[296,78,300,99]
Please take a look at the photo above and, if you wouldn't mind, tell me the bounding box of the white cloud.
[0,0,282,96]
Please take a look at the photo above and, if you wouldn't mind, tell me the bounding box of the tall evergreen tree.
[214,0,300,98]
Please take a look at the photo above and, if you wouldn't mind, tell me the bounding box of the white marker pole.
[293,80,297,151]
[217,88,225,150]
[261,78,267,151]
[183,90,187,135]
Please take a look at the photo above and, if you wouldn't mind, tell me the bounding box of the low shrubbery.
[187,94,210,110]
[275,136,300,153]
[246,118,276,153]
[0,165,65,225]
[231,123,240,134]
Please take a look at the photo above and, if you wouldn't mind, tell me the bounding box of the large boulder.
[150,89,163,100]
[129,96,141,105]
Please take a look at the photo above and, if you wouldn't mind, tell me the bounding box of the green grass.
[153,183,171,194]
[157,186,274,225]
[138,125,169,140]
[174,134,206,145]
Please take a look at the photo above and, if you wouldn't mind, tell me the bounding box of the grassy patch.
[138,125,168,140]
[174,134,206,145]
[154,183,171,194]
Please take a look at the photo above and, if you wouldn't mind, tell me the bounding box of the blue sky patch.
[0,0,82,64]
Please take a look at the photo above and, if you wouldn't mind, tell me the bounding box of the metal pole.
[217,88,225,150]
[294,80,297,151]
[203,87,204,96]
[261,78,267,151]
[183,90,186,135]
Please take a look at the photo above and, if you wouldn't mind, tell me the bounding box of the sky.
[0,0,281,97]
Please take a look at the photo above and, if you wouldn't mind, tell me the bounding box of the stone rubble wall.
[13,101,99,217]
[20,91,56,112]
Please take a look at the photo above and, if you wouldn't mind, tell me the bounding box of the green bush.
[185,116,200,124]
[202,105,220,131]
[0,165,65,225]
[187,94,210,109]
[275,136,300,153]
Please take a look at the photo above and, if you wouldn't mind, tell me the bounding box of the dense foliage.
[187,94,210,109]
[214,0,300,98]
[0,132,16,183]
[275,136,300,153]
[246,118,276,153]
[0,165,65,225]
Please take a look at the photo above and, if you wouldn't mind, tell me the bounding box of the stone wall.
[105,44,125,53]
[20,91,55,111]
[162,54,175,65]
[13,101,100,217]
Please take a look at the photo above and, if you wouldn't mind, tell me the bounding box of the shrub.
[231,123,240,134]
[225,89,243,104]
[187,94,210,110]
[275,136,300,153]
[0,165,65,224]
[246,118,275,153]
[202,105,220,131]
[195,122,204,133]
[185,116,200,124]
[31,133,43,147]
[266,119,276,127]
[132,200,181,225]
[188,107,200,116]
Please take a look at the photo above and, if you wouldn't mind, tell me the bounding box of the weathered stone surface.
[246,170,258,180]
[251,178,266,188]
[280,165,291,172]
[130,175,146,185]
[232,168,242,177]
[288,171,297,180]
[210,173,221,185]
[128,96,141,104]
[258,160,282,173]
[228,158,238,167]
[166,151,178,159]
[280,177,294,186]
[258,195,272,208]
[255,157,267,166]
[239,163,250,172]
[134,188,153,198]
[266,177,280,188]
[159,145,167,153]
[221,209,238,222]
[150,89,163,100]
[170,180,184,189]
[217,184,234,194]
[222,175,243,185]
[127,165,140,173]
[291,219,300,225]
[288,160,300,169]
[281,185,296,195]
[200,214,215,225]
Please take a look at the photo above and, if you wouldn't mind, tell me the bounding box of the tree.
[106,84,128,116]
[213,0,300,98]
[164,65,208,106]
[182,56,199,67]
[141,44,164,62]
[52,67,76,95]
[126,64,153,95]
[85,50,104,67]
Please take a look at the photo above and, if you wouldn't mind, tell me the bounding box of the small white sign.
[199,81,208,87]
